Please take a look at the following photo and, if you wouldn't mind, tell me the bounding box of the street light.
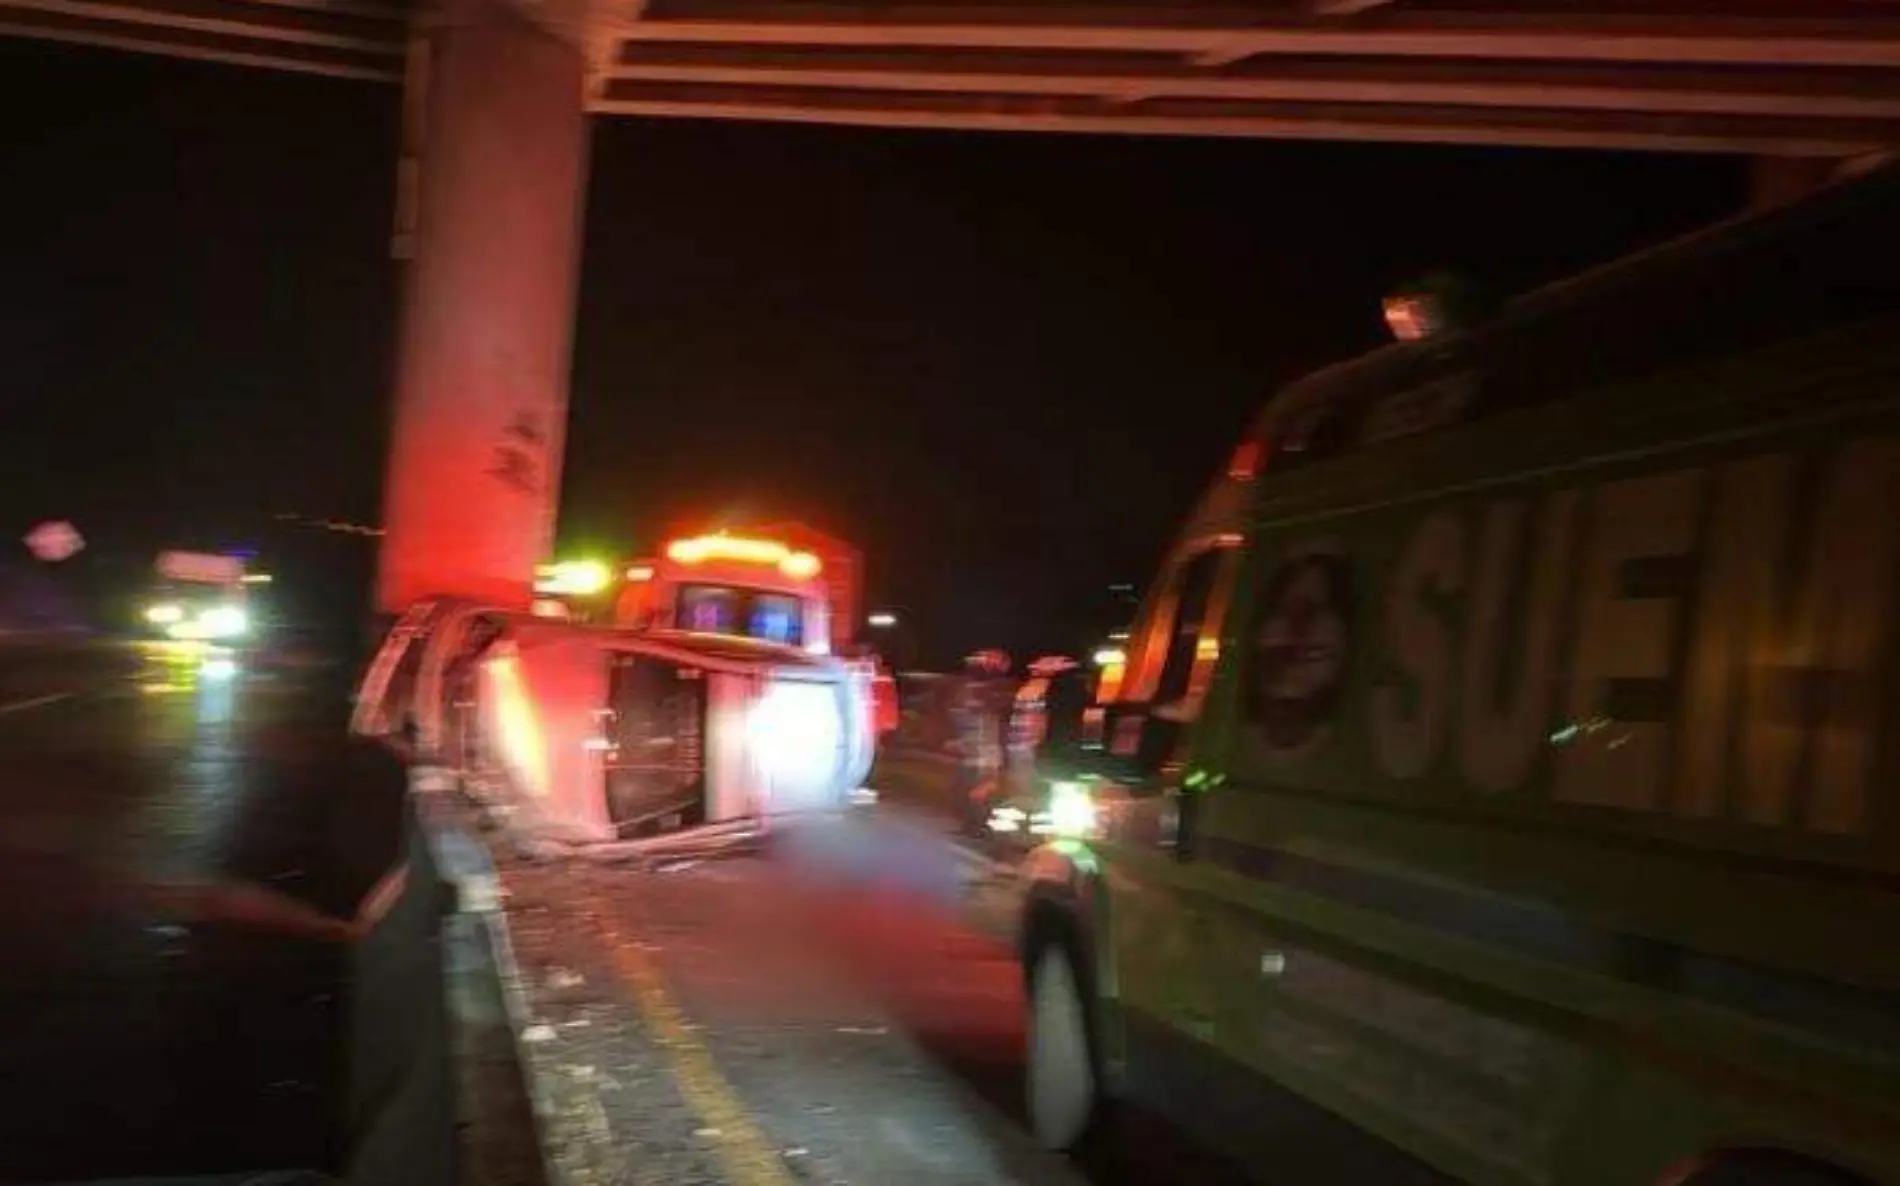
[867,612,898,629]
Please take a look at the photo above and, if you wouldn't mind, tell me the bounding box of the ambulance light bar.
[665,534,822,579]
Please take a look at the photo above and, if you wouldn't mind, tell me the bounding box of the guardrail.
[338,755,544,1186]
[343,787,457,1186]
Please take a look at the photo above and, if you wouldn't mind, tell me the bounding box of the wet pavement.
[0,636,1250,1186]
[470,795,1256,1186]
[487,815,1077,1186]
[0,640,405,1183]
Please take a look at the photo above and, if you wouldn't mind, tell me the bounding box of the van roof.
[1264,161,1900,437]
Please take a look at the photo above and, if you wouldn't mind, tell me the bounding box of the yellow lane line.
[586,888,799,1186]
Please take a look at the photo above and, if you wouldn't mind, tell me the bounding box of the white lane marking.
[0,692,75,717]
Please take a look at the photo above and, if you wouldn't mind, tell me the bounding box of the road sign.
[24,521,83,562]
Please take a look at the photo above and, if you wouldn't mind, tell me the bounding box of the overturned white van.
[353,599,876,851]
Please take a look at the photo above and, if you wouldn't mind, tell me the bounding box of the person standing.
[951,649,1014,835]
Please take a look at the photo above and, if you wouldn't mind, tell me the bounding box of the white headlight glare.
[1047,781,1098,838]
[746,681,843,793]
[201,605,247,638]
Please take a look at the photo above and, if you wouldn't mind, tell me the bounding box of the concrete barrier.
[342,787,457,1186]
[340,762,546,1186]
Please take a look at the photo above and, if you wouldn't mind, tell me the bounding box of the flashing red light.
[1229,440,1261,480]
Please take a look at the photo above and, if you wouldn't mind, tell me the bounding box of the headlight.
[1045,781,1099,839]
[200,605,247,638]
[747,681,844,794]
[145,603,183,625]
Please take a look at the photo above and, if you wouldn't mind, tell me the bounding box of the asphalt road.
[488,797,1257,1186]
[0,638,405,1183]
[0,637,1250,1186]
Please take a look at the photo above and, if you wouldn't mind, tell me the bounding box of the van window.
[1154,549,1223,706]
[676,583,806,647]
[1011,668,1092,768]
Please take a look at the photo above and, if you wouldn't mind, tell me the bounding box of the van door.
[1190,478,1585,1186]
[1097,543,1243,1058]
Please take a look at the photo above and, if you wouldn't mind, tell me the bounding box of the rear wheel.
[1027,942,1100,1151]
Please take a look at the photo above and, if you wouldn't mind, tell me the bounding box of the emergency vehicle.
[608,530,897,734]
[1012,164,1900,1186]
[611,532,832,651]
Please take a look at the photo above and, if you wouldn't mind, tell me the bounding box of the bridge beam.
[1742,152,1900,209]
[1748,155,1842,209]
[377,0,590,613]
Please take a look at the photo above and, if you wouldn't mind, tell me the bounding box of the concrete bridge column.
[377,0,590,613]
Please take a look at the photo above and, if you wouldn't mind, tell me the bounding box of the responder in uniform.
[953,649,1014,835]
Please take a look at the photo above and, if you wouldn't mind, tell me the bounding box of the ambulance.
[1014,164,1900,1186]
[608,529,897,736]
[610,532,833,652]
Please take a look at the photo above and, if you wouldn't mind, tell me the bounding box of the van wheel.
[1027,943,1100,1151]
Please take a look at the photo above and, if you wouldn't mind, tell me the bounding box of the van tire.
[1027,942,1101,1151]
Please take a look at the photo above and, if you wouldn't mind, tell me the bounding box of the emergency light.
[665,533,823,579]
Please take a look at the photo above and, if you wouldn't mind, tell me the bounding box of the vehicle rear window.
[677,584,805,647]
[747,594,803,646]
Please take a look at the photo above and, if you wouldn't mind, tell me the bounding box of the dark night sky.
[1,39,1745,661]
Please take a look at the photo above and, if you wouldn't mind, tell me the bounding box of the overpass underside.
[5,0,1897,611]
[5,0,1900,157]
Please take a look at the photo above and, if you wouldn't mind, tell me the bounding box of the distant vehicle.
[143,551,256,644]
[1013,165,1900,1186]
